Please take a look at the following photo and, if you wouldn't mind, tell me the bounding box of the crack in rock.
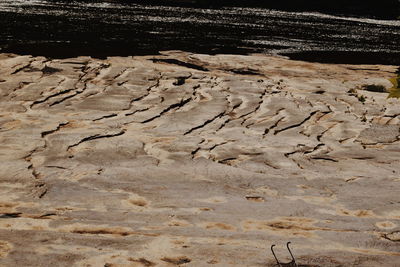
[184,111,226,135]
[67,130,126,151]
[142,97,192,123]
[41,122,69,137]
[274,111,318,135]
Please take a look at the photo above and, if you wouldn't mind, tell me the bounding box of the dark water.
[0,0,399,64]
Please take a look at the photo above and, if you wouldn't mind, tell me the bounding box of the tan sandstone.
[0,51,399,266]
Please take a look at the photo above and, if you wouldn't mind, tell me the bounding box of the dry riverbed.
[0,51,399,266]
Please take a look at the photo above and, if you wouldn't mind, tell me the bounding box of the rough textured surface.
[0,51,399,266]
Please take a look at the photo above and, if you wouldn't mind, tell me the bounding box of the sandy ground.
[0,51,399,266]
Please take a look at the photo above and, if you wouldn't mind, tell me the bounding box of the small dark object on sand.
[271,242,298,267]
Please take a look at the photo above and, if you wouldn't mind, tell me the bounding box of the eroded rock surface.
[0,51,399,266]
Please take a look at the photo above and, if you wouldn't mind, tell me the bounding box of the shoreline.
[2,46,400,66]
